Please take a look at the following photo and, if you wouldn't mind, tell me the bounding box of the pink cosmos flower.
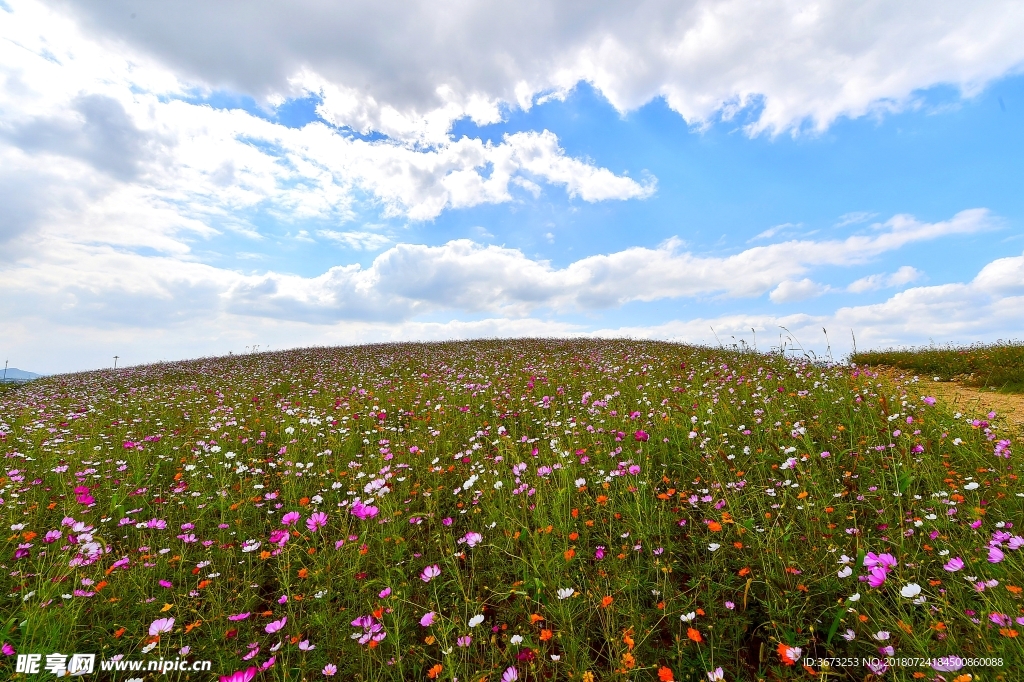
[306,512,328,531]
[457,635,472,647]
[281,512,300,526]
[595,546,605,560]
[350,501,379,520]
[420,612,435,627]
[159,580,173,588]
[269,529,289,547]
[149,617,174,636]
[461,532,483,547]
[265,616,287,634]
[228,613,250,621]
[988,546,1005,563]
[323,664,337,676]
[420,564,441,582]
[378,587,392,598]
[1,642,15,656]
[219,667,257,682]
[943,556,964,572]
[633,430,649,442]
[502,666,519,682]
[867,567,887,588]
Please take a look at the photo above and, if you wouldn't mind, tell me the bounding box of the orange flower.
[596,495,609,505]
[539,629,553,641]
[568,531,579,541]
[94,580,108,592]
[738,567,751,577]
[299,497,310,506]
[658,666,675,682]
[600,595,613,608]
[777,643,799,665]
[297,568,309,579]
[530,613,545,624]
[427,663,443,679]
[733,542,743,549]
[686,627,702,643]
[197,580,212,589]
[707,521,722,532]
[564,548,576,561]
[1000,628,1019,637]
[113,627,126,639]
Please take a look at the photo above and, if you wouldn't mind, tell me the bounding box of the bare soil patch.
[880,367,1024,434]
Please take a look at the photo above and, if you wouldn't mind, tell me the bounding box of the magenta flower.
[44,530,62,543]
[323,663,337,676]
[2,642,15,656]
[265,616,287,634]
[420,564,441,582]
[988,546,1005,563]
[281,511,300,526]
[350,501,379,520]
[306,512,328,531]
[595,546,605,560]
[461,532,483,547]
[633,430,649,442]
[228,613,250,621]
[943,556,964,572]
[420,612,435,627]
[457,635,472,647]
[378,587,392,598]
[867,567,887,588]
[502,666,519,682]
[219,667,257,682]
[149,617,175,636]
[269,529,289,547]
[159,580,173,588]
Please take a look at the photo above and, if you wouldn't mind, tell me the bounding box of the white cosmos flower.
[510,635,523,645]
[900,583,922,598]
[680,612,696,622]
[468,614,484,627]
[708,543,721,552]
[848,592,861,602]
[557,588,574,600]
[837,566,853,578]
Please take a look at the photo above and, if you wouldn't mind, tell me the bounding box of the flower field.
[1,339,1022,681]
[851,342,1024,394]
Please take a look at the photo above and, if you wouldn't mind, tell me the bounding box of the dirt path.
[880,368,1024,434]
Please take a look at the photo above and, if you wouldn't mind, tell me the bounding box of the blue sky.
[2,0,1023,372]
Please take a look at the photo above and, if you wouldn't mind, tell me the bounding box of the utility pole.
[2,360,7,383]
[113,355,119,370]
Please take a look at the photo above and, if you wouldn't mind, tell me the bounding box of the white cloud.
[847,265,921,292]
[46,0,1024,137]
[769,279,829,303]
[317,230,391,251]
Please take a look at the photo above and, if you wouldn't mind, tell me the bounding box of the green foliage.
[0,340,1021,681]
[851,341,1024,393]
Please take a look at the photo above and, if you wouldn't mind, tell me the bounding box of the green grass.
[0,339,1021,681]
[851,341,1024,393]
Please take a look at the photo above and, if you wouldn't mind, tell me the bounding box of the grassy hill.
[851,342,1024,394]
[0,340,1020,680]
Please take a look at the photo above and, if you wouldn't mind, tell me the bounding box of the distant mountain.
[1,368,42,382]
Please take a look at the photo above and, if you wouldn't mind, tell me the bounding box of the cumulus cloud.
[47,0,1024,138]
[769,279,829,303]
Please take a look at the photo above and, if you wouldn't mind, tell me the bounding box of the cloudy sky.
[2,0,1023,374]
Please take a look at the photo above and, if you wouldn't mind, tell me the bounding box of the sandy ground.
[880,368,1024,435]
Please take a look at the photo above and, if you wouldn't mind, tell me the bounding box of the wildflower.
[988,546,1005,563]
[707,668,725,682]
[219,667,258,682]
[944,556,965,571]
[900,583,922,598]
[460,531,483,547]
[777,643,801,665]
[420,612,435,627]
[687,627,702,643]
[420,564,441,582]
[658,666,675,681]
[457,635,472,647]
[2,643,15,656]
[378,587,392,598]
[298,639,315,651]
[322,664,337,676]
[149,618,174,636]
[427,664,443,679]
[350,501,379,520]
[228,613,250,621]
[265,616,287,634]
[501,667,519,682]
[600,595,613,608]
[708,543,721,552]
[867,567,887,587]
[468,614,484,627]
[510,635,523,645]
[557,587,574,600]
[306,512,328,531]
